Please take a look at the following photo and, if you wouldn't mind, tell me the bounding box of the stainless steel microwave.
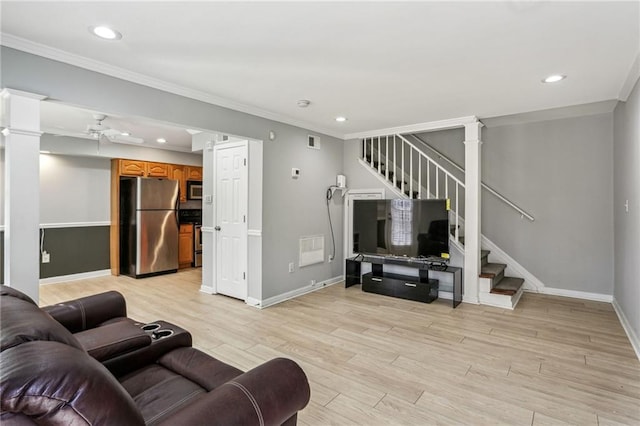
[187,181,203,200]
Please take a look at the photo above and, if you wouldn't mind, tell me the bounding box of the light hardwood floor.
[39,270,640,425]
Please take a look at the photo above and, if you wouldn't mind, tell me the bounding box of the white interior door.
[215,142,248,300]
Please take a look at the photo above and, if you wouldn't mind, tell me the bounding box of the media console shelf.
[346,255,463,308]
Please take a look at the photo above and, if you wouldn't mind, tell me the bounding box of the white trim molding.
[345,116,479,140]
[39,269,110,285]
[40,221,110,229]
[612,298,640,361]
[199,285,215,295]
[247,229,262,237]
[535,286,613,303]
[251,276,343,309]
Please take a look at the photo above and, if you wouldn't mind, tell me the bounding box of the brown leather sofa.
[0,285,310,425]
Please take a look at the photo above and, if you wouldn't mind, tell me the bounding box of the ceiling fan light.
[89,26,122,40]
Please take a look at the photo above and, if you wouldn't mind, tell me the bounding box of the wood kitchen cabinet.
[185,166,203,181]
[110,159,202,276]
[118,159,146,176]
[170,165,188,202]
[179,224,194,269]
[146,162,170,177]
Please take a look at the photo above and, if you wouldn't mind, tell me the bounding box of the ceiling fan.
[86,114,144,144]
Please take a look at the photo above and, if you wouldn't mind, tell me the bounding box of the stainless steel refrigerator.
[120,177,180,278]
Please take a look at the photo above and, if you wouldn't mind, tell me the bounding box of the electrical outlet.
[328,254,334,262]
[42,251,50,263]
[311,279,316,286]
[288,262,294,273]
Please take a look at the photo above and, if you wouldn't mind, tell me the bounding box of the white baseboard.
[535,286,613,303]
[39,269,111,285]
[612,298,640,361]
[199,285,215,294]
[254,275,343,309]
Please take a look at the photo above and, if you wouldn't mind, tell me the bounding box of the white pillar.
[1,89,46,301]
[463,121,483,304]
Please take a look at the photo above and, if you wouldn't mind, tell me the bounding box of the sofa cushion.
[0,341,145,426]
[158,347,244,391]
[0,292,83,352]
[74,320,152,361]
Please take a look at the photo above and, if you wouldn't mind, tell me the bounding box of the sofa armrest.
[43,291,128,333]
[156,358,310,426]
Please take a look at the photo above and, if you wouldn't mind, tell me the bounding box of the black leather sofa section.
[0,285,310,425]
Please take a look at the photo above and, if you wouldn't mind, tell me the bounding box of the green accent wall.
[39,226,110,279]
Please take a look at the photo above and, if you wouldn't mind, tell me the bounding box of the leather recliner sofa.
[0,285,310,425]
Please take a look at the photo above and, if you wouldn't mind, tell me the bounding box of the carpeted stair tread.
[490,277,524,295]
[480,262,506,278]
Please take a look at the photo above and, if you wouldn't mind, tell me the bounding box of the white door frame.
[343,188,385,274]
[213,140,248,300]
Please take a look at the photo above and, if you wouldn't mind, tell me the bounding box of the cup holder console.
[152,329,174,340]
[141,323,161,332]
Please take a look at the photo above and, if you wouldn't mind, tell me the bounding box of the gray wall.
[1,47,343,300]
[613,78,640,343]
[481,113,614,294]
[39,152,110,224]
[344,112,615,295]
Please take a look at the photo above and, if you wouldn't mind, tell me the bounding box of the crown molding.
[1,33,345,140]
[619,51,640,102]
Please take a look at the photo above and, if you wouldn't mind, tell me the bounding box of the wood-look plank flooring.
[39,270,640,425]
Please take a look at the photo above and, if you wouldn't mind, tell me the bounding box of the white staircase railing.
[362,134,464,246]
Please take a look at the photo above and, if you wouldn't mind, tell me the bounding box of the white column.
[1,89,46,301]
[463,121,483,304]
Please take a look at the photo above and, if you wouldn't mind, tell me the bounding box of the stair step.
[480,262,506,278]
[480,250,490,266]
[490,277,524,296]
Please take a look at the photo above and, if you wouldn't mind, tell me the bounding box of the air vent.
[307,135,321,150]
[299,235,324,267]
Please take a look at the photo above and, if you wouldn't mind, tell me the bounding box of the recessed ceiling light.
[335,116,347,122]
[156,138,167,144]
[121,131,130,136]
[89,26,122,40]
[297,99,311,108]
[542,74,566,83]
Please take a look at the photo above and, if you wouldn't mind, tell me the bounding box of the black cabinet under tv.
[346,256,462,308]
[362,271,439,303]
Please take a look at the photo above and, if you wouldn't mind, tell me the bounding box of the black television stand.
[346,255,463,308]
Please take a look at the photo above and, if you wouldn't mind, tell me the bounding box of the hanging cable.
[326,186,338,261]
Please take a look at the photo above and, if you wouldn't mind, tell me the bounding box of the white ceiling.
[2,1,639,139]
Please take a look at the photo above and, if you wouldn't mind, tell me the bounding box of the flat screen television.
[352,199,450,260]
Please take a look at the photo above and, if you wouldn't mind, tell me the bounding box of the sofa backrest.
[0,286,83,352]
[1,341,145,425]
[0,285,145,425]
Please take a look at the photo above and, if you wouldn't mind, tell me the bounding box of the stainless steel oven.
[194,225,202,267]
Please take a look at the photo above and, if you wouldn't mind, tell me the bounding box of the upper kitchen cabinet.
[118,159,146,176]
[146,162,170,178]
[170,165,187,202]
[117,159,172,178]
[185,166,203,181]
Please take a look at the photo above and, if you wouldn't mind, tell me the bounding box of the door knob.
[214,226,221,231]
